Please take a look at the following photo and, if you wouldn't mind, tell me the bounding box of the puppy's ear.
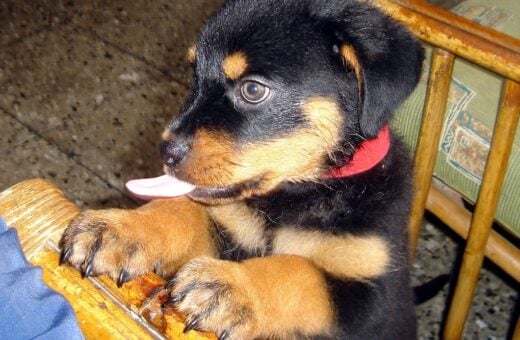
[311,1,424,138]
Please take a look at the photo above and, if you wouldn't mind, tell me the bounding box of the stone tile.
[464,266,517,339]
[0,1,63,46]
[0,111,135,210]
[413,221,458,339]
[65,0,225,85]
[0,25,189,192]
[413,219,517,338]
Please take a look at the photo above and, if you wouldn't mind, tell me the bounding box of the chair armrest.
[0,179,214,340]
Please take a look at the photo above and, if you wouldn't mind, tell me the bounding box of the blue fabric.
[0,217,83,340]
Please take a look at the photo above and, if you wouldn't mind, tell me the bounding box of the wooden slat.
[408,48,455,258]
[394,0,520,53]
[373,0,520,82]
[426,185,520,282]
[444,80,520,339]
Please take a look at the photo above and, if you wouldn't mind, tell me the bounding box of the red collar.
[323,125,391,179]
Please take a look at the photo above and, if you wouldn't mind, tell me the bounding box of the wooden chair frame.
[373,0,520,338]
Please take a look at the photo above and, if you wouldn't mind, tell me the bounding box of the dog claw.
[152,263,159,274]
[165,277,178,290]
[117,270,130,288]
[82,261,93,278]
[218,331,230,340]
[59,248,72,265]
[183,318,200,333]
[165,294,182,306]
[82,250,98,278]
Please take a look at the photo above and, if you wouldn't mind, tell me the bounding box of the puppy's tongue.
[126,175,196,200]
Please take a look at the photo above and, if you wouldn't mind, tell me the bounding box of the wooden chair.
[373,0,520,338]
[0,1,518,339]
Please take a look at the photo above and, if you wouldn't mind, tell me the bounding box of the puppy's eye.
[240,81,270,103]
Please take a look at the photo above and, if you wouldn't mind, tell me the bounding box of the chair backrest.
[373,0,520,338]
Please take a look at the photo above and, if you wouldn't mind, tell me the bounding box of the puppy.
[60,0,424,338]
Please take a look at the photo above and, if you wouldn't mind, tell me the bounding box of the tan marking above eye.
[223,51,248,80]
[272,227,391,279]
[187,45,196,64]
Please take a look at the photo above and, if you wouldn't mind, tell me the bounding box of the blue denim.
[0,217,83,340]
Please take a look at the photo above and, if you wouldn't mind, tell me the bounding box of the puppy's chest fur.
[207,173,403,281]
[208,202,270,259]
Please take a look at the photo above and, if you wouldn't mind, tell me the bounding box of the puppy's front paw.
[59,209,159,286]
[165,257,258,340]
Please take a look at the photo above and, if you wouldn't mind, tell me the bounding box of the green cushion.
[392,0,520,237]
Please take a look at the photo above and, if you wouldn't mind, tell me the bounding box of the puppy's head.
[160,0,423,203]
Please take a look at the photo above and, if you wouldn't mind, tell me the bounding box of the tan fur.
[243,255,334,338]
[223,51,248,80]
[178,129,236,188]
[178,98,343,197]
[340,44,363,85]
[235,97,344,189]
[272,227,390,279]
[301,97,345,157]
[187,45,196,64]
[134,199,216,274]
[172,255,333,339]
[63,198,215,279]
[207,202,267,253]
[161,129,173,141]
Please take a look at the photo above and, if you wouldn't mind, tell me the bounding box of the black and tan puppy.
[60,0,424,338]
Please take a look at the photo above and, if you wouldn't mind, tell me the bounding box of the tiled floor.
[0,1,516,339]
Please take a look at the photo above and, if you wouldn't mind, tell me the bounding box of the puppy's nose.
[160,139,190,167]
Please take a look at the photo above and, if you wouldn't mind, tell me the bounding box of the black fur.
[164,0,424,338]
[310,1,424,138]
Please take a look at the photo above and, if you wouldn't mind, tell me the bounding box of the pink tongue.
[126,175,196,200]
